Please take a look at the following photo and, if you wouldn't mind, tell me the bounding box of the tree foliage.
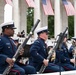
[27,8,74,38]
[48,16,54,38]
[27,8,34,34]
[68,16,74,38]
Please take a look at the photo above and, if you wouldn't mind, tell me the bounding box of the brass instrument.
[48,46,56,62]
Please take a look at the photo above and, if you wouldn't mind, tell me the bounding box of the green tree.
[27,8,34,34]
[48,16,54,38]
[27,9,74,38]
[68,16,74,38]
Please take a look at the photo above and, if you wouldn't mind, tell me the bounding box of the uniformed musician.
[55,34,76,71]
[69,37,76,59]
[29,26,64,73]
[0,21,36,75]
[69,37,76,67]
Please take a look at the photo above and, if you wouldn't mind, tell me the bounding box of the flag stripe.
[5,0,13,6]
[62,0,76,16]
[42,0,54,15]
[25,0,35,8]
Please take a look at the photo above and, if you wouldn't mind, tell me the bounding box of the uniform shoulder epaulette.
[60,49,64,51]
[35,39,40,44]
[35,40,40,43]
[0,35,2,38]
[0,36,2,41]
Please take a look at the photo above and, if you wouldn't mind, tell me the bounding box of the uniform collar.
[2,34,10,38]
[39,37,45,42]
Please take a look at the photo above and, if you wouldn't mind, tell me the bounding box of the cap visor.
[12,27,17,29]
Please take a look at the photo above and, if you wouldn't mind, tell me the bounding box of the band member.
[68,37,76,67]
[69,37,76,59]
[29,26,64,73]
[55,34,76,71]
[0,21,36,75]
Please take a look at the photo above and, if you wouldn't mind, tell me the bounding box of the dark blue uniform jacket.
[29,38,48,71]
[55,42,70,64]
[68,45,74,59]
[0,34,17,73]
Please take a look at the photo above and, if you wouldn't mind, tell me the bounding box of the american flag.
[5,0,13,6]
[42,0,54,15]
[25,0,35,8]
[62,0,76,16]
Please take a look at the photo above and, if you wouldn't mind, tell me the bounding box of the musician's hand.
[19,48,24,55]
[70,59,75,64]
[19,59,24,64]
[43,59,49,66]
[6,58,14,67]
[19,57,28,65]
